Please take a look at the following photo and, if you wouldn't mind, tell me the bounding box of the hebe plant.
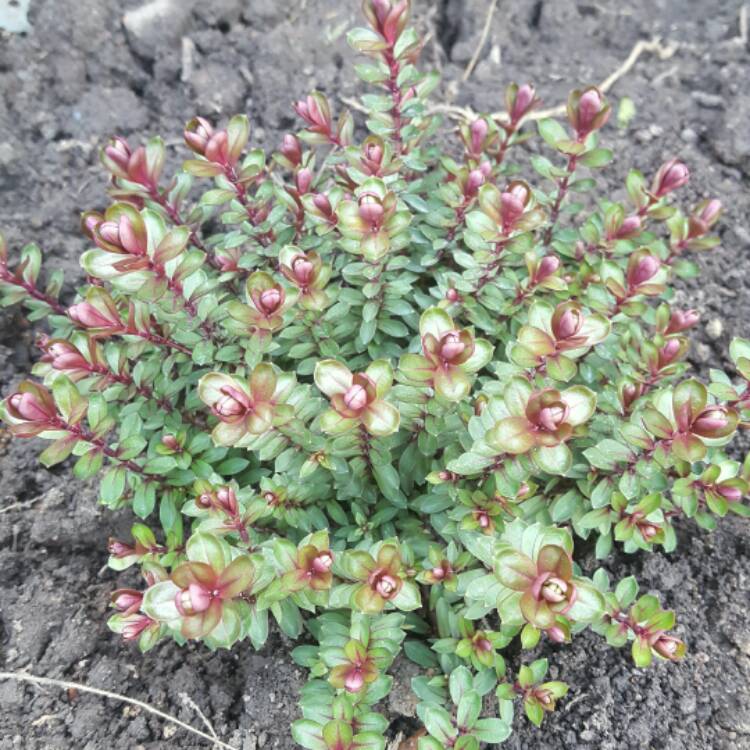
[2,1,749,746]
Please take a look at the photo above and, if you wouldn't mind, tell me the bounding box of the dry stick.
[736,3,748,45]
[427,37,678,124]
[0,496,43,515]
[0,671,239,750]
[179,692,221,746]
[462,0,499,82]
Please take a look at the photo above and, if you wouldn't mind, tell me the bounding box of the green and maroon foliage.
[1,0,748,747]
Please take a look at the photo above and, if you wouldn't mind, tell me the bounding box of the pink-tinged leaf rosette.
[1,380,61,438]
[339,542,421,614]
[67,287,126,337]
[642,379,738,462]
[399,307,493,402]
[465,181,545,242]
[485,377,596,474]
[335,177,411,262]
[198,363,296,447]
[80,204,190,295]
[293,91,335,145]
[650,158,690,199]
[107,612,161,653]
[300,187,343,235]
[283,533,335,594]
[567,86,611,140]
[624,595,687,668]
[226,270,296,336]
[314,359,400,437]
[327,640,381,694]
[345,135,398,178]
[36,336,102,383]
[279,245,331,311]
[183,115,249,173]
[485,521,604,635]
[140,533,254,648]
[496,544,577,630]
[510,300,611,381]
[361,0,411,45]
[505,83,540,127]
[600,249,668,306]
[100,134,166,195]
[673,461,748,518]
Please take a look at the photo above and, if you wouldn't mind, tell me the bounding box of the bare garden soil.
[1,0,749,748]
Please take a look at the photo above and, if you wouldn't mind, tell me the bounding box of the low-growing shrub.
[2,1,748,746]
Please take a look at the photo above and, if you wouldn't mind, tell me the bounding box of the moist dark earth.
[1,0,749,748]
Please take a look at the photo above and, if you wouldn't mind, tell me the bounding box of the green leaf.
[449,666,474,704]
[632,637,652,668]
[473,717,511,742]
[579,148,613,168]
[141,580,180,621]
[456,690,482,730]
[417,704,456,743]
[187,532,228,570]
[291,720,326,750]
[537,118,569,147]
[216,457,250,475]
[39,436,77,468]
[132,482,156,518]
[533,444,572,474]
[52,376,85,423]
[73,449,104,480]
[143,455,177,475]
[447,452,494,476]
[524,699,545,727]
[100,467,127,505]
[404,639,439,668]
[617,96,636,128]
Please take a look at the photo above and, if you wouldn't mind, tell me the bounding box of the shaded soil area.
[1,0,749,748]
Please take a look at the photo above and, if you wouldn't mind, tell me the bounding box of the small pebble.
[635,129,652,144]
[706,318,723,340]
[694,342,712,362]
[691,91,724,109]
[681,127,698,143]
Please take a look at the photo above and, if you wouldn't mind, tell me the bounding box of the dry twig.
[0,495,42,515]
[180,691,222,746]
[427,36,678,124]
[0,671,238,750]
[462,0,498,82]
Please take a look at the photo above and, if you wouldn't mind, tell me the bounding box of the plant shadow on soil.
[1,1,749,748]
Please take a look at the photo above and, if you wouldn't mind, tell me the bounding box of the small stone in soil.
[706,318,724,340]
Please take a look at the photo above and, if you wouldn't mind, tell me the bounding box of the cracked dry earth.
[1,0,750,748]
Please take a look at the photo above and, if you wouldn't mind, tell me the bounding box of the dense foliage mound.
[2,2,748,747]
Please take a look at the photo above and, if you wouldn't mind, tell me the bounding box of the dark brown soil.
[1,1,749,748]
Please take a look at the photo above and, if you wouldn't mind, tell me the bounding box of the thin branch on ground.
[738,4,748,45]
[179,691,221,746]
[462,0,498,82]
[0,671,238,750]
[426,37,678,124]
[0,496,43,515]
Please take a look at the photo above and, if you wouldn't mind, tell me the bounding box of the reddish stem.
[382,48,404,154]
[494,129,514,167]
[55,418,147,476]
[223,165,274,247]
[132,329,192,356]
[0,268,67,316]
[543,154,578,246]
